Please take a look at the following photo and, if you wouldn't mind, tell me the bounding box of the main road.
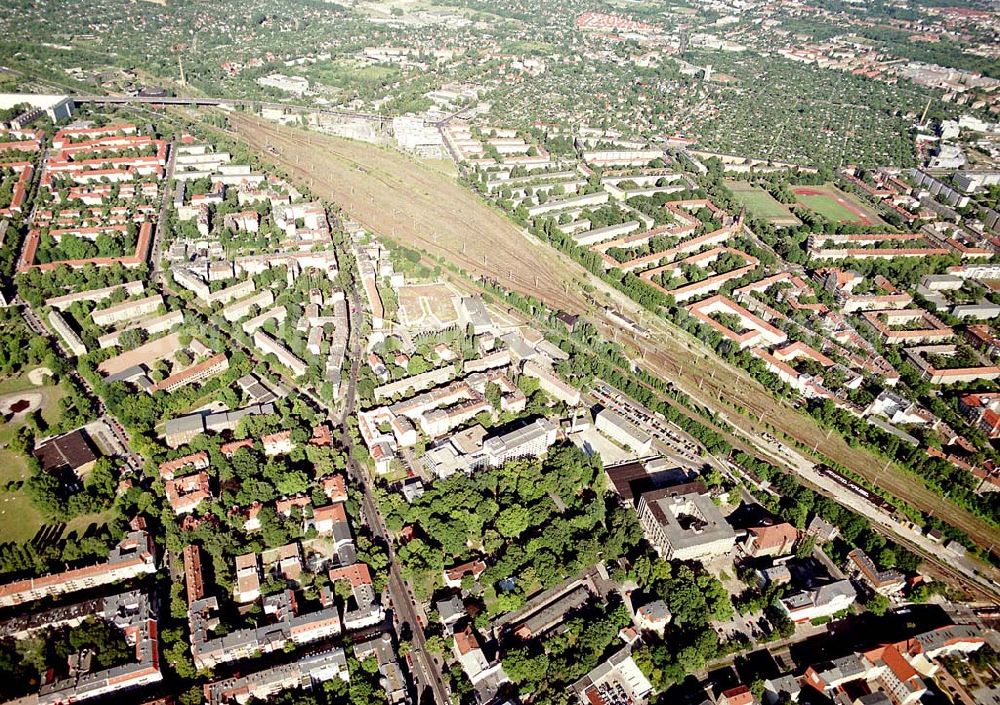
[334,260,451,705]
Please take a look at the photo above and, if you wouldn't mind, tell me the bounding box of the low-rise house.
[221,439,255,457]
[806,515,840,543]
[262,430,294,456]
[780,580,857,622]
[436,595,466,626]
[313,503,349,536]
[719,685,755,705]
[322,474,348,503]
[276,495,311,517]
[443,559,487,589]
[761,565,792,586]
[633,599,671,636]
[744,522,798,558]
[234,553,262,603]
[158,451,209,480]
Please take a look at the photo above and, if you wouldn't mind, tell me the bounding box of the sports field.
[791,184,885,226]
[725,180,799,226]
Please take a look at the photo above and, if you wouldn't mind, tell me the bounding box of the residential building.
[354,634,409,705]
[522,360,581,405]
[443,559,487,589]
[483,417,558,467]
[262,430,294,456]
[91,294,163,327]
[11,590,163,705]
[327,563,384,631]
[48,309,87,356]
[165,472,211,514]
[0,531,156,607]
[253,331,309,377]
[158,451,210,480]
[203,648,349,705]
[806,515,840,543]
[149,353,229,394]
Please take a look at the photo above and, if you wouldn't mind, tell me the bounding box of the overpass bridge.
[71,93,390,125]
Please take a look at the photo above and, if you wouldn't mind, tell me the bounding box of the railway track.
[225,115,584,313]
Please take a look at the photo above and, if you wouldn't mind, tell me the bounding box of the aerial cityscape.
[0,0,998,704]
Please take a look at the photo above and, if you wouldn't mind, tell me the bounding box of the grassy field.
[216,111,1000,567]
[792,184,884,226]
[725,180,800,226]
[0,371,66,544]
[307,60,401,94]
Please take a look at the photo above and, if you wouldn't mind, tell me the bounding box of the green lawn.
[65,508,115,538]
[0,449,29,484]
[0,493,45,544]
[0,370,67,545]
[307,61,401,92]
[725,181,799,224]
[0,374,37,396]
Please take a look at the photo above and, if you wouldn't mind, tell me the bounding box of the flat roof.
[641,483,735,552]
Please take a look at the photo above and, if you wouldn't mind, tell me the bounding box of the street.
[334,264,451,705]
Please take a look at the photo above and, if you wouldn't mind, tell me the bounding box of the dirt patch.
[397,283,460,328]
[98,332,182,376]
[0,391,42,418]
[27,367,52,386]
